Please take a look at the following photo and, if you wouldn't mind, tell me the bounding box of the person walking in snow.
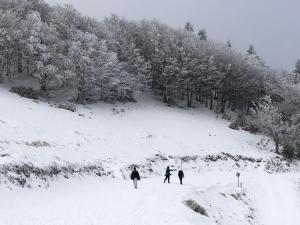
[131,167,140,189]
[164,166,175,183]
[178,169,184,185]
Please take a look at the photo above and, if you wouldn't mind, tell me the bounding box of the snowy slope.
[0,85,273,165]
[0,85,300,225]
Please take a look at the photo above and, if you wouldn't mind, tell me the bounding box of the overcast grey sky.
[46,0,300,70]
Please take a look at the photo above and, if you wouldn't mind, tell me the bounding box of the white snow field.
[0,173,299,225]
[0,85,300,225]
[0,84,273,164]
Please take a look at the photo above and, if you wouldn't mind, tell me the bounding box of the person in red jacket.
[130,167,140,189]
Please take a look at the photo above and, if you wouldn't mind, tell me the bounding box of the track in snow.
[246,173,300,225]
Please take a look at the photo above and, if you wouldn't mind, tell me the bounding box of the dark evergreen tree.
[227,40,232,48]
[247,44,256,55]
[184,22,194,32]
[294,59,300,84]
[198,29,207,41]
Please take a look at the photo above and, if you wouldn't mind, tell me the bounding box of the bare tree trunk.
[6,54,11,77]
[210,92,213,110]
[275,142,279,154]
[221,94,226,113]
[187,87,192,107]
[216,92,220,110]
[163,92,168,103]
[17,49,23,73]
[274,136,280,154]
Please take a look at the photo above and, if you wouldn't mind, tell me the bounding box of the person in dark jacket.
[130,167,140,189]
[164,166,175,183]
[178,170,184,185]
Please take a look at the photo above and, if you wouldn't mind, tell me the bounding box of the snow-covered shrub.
[180,155,198,163]
[0,162,107,188]
[10,86,38,100]
[183,199,208,217]
[204,152,262,163]
[230,193,243,200]
[25,141,51,148]
[229,120,240,130]
[56,103,77,112]
[229,114,260,134]
[221,112,232,121]
[241,122,260,134]
[265,158,291,173]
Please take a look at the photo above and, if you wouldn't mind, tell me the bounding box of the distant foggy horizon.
[46,0,300,71]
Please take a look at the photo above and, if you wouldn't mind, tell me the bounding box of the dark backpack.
[131,170,140,180]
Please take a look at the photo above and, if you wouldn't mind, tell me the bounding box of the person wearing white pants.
[133,178,138,189]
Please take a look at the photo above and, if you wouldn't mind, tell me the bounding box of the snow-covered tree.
[1,1,299,160]
[198,29,207,41]
[227,40,232,48]
[184,22,194,32]
[294,59,300,84]
[247,45,256,55]
[255,97,288,153]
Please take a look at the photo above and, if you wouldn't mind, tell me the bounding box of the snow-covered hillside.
[0,85,299,225]
[0,84,273,165]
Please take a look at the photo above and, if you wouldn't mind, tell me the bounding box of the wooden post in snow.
[236,172,240,188]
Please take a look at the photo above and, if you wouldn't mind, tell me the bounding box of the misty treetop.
[0,0,299,158]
